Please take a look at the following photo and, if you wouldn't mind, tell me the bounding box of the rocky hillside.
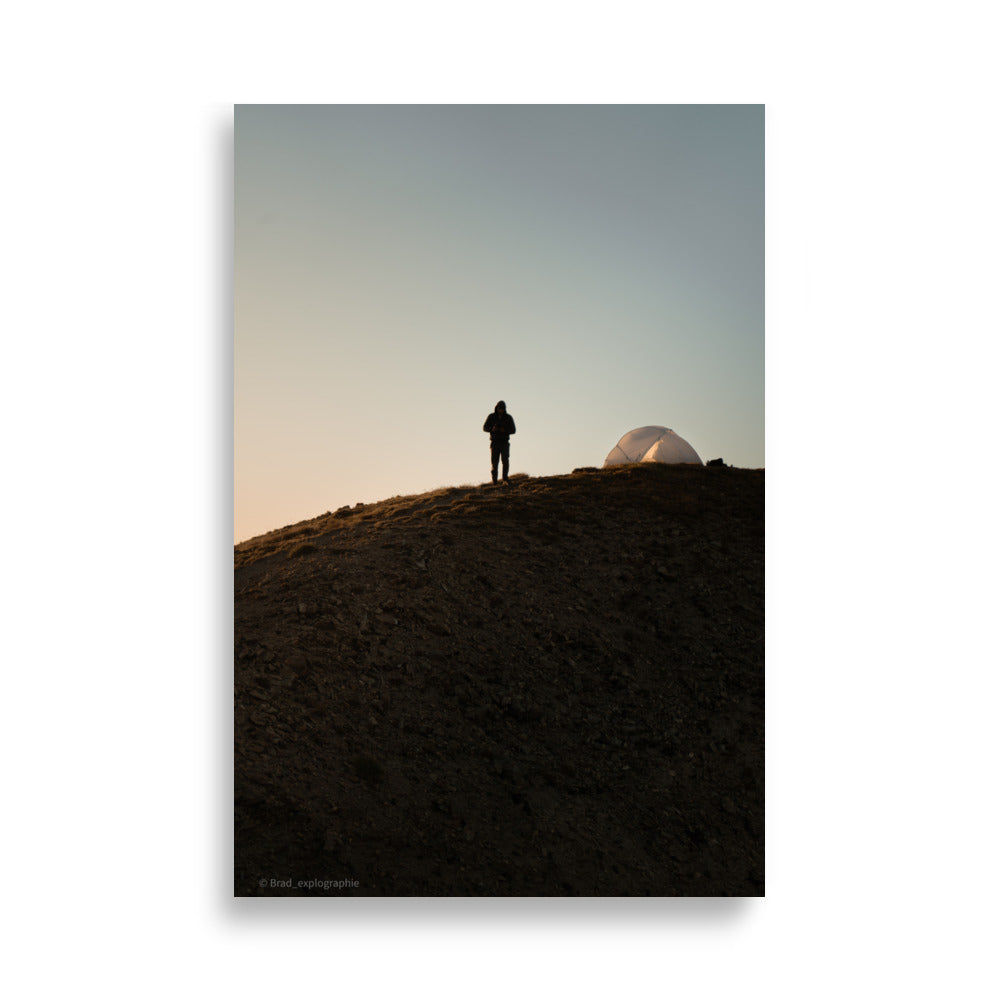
[235,463,764,896]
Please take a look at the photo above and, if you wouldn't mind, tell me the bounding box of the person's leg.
[490,442,500,483]
[501,441,510,482]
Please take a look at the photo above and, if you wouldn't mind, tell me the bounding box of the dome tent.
[603,426,703,467]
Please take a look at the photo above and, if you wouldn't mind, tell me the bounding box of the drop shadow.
[218,894,753,928]
[212,108,235,913]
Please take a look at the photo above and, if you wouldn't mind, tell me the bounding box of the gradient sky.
[235,105,763,543]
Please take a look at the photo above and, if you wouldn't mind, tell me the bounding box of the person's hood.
[495,401,506,413]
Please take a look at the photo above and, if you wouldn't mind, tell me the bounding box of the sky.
[235,105,763,542]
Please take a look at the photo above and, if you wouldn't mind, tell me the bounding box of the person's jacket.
[483,410,516,442]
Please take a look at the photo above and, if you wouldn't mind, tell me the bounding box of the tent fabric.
[603,426,703,467]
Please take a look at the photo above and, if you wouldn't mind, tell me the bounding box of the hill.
[235,463,764,895]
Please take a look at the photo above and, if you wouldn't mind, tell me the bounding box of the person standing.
[483,400,516,484]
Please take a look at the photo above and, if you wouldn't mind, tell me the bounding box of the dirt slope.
[235,463,764,896]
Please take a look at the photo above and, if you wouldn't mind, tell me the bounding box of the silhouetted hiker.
[483,400,516,485]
